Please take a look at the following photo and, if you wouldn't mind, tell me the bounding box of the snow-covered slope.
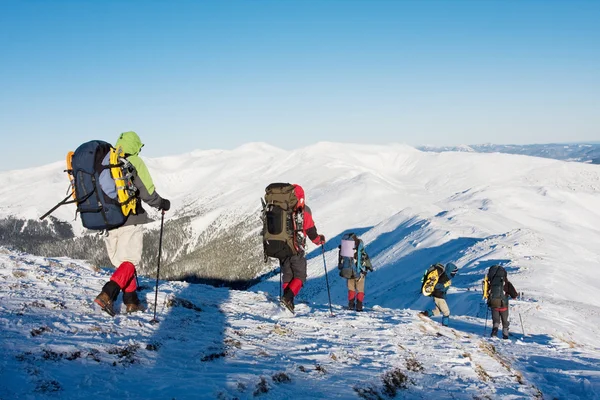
[1,248,599,399]
[1,142,600,397]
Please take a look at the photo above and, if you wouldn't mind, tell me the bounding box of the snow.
[1,249,599,399]
[1,142,600,398]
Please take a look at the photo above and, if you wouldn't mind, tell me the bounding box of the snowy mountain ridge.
[1,141,600,398]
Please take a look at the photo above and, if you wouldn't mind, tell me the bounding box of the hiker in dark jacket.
[94,131,170,316]
[338,233,373,311]
[280,184,325,313]
[420,263,458,326]
[490,272,519,339]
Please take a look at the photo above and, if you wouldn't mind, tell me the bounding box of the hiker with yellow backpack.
[41,131,171,316]
[93,131,171,316]
[483,265,519,339]
[419,263,458,326]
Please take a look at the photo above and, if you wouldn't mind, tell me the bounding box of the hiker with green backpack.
[261,183,325,313]
[94,131,171,316]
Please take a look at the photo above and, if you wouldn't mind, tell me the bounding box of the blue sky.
[1,0,599,170]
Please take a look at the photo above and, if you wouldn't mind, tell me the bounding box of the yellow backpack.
[108,145,137,216]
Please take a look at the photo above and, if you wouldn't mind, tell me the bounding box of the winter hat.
[447,263,458,277]
[292,184,305,209]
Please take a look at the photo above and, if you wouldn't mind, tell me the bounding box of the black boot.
[281,288,295,313]
[94,280,120,317]
[490,327,498,338]
[356,300,363,312]
[123,291,145,313]
[348,299,355,310]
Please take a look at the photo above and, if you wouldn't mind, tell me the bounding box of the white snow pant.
[104,224,144,268]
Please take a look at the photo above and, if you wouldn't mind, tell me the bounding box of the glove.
[316,234,326,245]
[159,198,171,211]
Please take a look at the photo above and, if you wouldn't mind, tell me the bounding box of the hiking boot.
[94,292,115,317]
[356,300,363,312]
[490,328,498,338]
[126,303,146,313]
[281,288,295,313]
[348,299,355,310]
[419,310,429,317]
[123,291,144,313]
[502,334,509,340]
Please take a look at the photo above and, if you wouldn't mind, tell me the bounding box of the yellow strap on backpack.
[66,151,76,199]
[482,276,489,300]
[109,146,137,216]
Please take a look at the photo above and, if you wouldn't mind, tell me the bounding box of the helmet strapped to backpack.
[261,183,306,261]
[40,140,137,230]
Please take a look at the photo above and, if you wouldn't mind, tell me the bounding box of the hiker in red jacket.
[280,184,325,312]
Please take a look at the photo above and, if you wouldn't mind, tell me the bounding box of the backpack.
[338,233,358,279]
[337,233,370,279]
[40,140,137,230]
[421,263,444,296]
[484,265,507,308]
[261,183,305,261]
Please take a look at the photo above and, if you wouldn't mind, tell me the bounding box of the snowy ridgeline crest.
[418,142,600,164]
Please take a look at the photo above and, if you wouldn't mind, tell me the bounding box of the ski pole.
[484,306,489,335]
[321,245,333,316]
[279,263,282,301]
[519,312,526,338]
[150,211,165,324]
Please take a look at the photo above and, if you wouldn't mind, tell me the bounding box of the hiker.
[94,131,171,316]
[279,184,325,312]
[419,263,458,326]
[337,232,373,311]
[486,265,519,339]
[261,183,325,313]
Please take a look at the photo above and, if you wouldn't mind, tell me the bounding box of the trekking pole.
[519,312,526,339]
[484,306,489,335]
[279,266,282,301]
[321,245,333,316]
[135,270,141,292]
[150,211,165,324]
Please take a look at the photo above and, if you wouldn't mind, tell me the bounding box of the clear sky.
[1,0,599,171]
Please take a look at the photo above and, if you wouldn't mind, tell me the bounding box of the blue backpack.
[41,140,132,230]
[338,233,366,279]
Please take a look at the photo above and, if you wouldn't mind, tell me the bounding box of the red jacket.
[293,184,321,246]
[303,205,321,245]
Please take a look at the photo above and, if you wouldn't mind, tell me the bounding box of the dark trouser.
[492,309,510,336]
[280,254,307,296]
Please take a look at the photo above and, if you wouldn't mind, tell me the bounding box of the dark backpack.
[486,265,507,308]
[41,140,135,230]
[261,183,304,261]
[338,233,362,279]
